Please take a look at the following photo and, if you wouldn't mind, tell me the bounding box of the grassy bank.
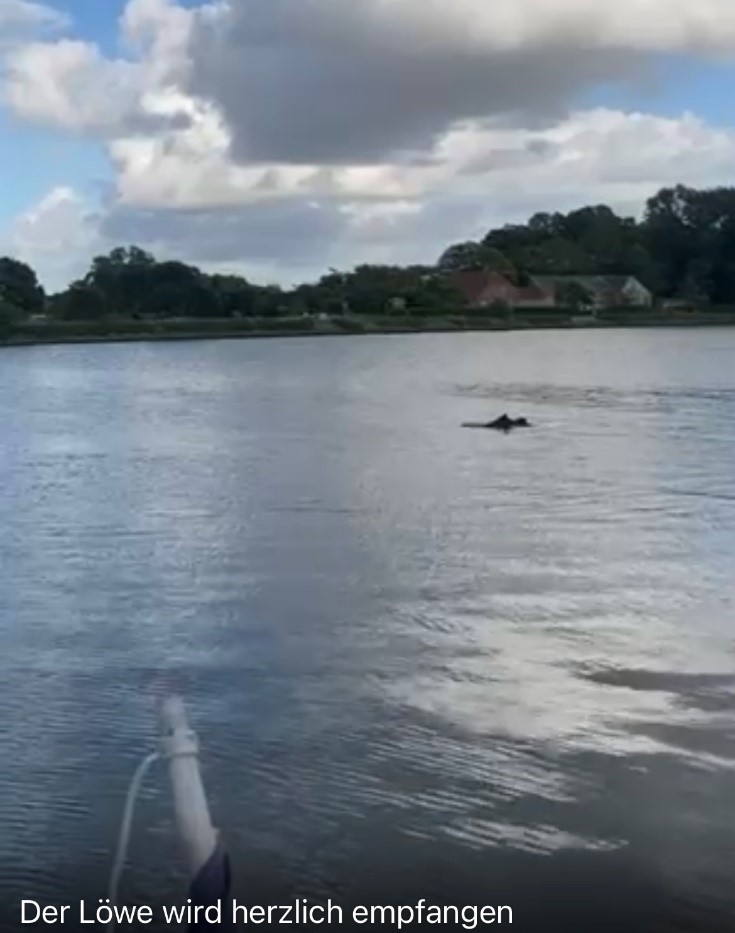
[3,307,735,348]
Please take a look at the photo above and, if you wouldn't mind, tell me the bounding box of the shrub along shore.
[4,305,735,349]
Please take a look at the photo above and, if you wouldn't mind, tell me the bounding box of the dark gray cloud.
[98,185,499,284]
[187,0,646,165]
[101,196,348,269]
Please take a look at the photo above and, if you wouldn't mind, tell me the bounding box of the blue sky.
[0,0,115,227]
[2,0,735,291]
[60,0,123,49]
[0,113,108,215]
[583,56,735,128]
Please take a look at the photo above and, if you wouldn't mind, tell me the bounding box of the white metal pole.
[158,696,218,877]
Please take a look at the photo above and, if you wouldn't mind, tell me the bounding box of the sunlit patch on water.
[452,380,735,413]
[443,819,627,854]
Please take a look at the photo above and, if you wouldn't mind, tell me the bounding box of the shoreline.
[3,312,735,348]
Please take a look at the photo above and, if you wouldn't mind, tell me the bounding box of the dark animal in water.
[462,414,531,431]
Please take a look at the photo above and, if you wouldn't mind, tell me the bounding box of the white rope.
[107,751,160,933]
[107,695,212,933]
[107,744,202,933]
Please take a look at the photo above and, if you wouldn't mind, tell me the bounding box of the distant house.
[514,281,557,308]
[451,270,652,310]
[451,271,555,309]
[532,275,653,308]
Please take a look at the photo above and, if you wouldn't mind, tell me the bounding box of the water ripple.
[1,330,735,924]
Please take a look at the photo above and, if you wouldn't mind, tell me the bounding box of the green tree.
[251,285,285,317]
[341,265,403,314]
[482,223,540,269]
[641,186,698,298]
[141,261,221,317]
[555,281,594,312]
[476,202,666,292]
[408,270,464,313]
[208,274,255,316]
[527,212,565,237]
[79,249,229,318]
[520,237,592,274]
[438,242,515,275]
[638,185,735,301]
[52,284,108,320]
[84,246,156,315]
[0,257,44,316]
[0,299,21,337]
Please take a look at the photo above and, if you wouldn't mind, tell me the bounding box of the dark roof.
[515,282,554,301]
[451,270,514,302]
[531,274,649,292]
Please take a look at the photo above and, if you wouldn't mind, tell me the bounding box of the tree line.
[2,184,735,326]
[0,248,461,325]
[439,184,735,304]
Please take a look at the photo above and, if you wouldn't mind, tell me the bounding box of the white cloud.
[0,0,68,60]
[2,0,196,131]
[7,104,735,292]
[5,187,103,292]
[6,0,735,156]
[186,0,735,164]
[430,108,735,203]
[4,0,735,290]
[3,40,146,130]
[100,108,735,284]
[107,106,735,211]
[119,0,195,88]
[0,0,68,37]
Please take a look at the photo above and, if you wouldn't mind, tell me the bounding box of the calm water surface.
[1,328,735,929]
